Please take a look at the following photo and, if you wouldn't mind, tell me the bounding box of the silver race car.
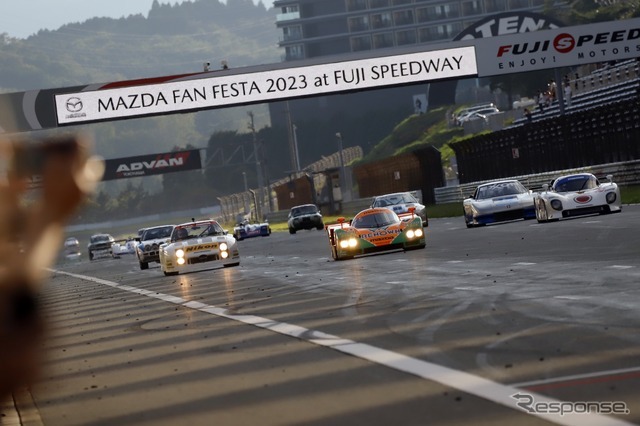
[534,173,622,223]
[463,180,535,227]
[370,192,428,226]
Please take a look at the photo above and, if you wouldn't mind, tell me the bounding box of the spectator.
[564,82,572,108]
[537,91,545,113]
[524,107,532,123]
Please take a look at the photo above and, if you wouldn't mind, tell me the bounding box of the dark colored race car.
[287,204,324,234]
[87,233,116,260]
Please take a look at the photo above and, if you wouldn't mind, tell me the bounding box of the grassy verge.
[621,184,640,204]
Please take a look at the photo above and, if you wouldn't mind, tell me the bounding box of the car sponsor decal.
[574,195,592,203]
[185,243,217,252]
[361,228,402,239]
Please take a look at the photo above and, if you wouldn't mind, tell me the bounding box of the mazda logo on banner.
[66,97,83,113]
[102,149,202,181]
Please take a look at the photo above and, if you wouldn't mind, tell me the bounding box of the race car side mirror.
[606,174,613,182]
[408,206,416,217]
[337,217,346,228]
[542,184,549,192]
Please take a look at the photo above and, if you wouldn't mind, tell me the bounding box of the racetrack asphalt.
[8,205,640,425]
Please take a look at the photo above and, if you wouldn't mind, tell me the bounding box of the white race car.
[370,192,428,226]
[136,225,175,270]
[534,173,622,223]
[112,239,137,256]
[463,180,535,227]
[159,220,240,276]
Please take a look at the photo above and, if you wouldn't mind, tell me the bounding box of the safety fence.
[453,98,640,184]
[217,146,363,223]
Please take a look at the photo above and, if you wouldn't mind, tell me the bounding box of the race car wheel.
[316,224,323,230]
[331,246,338,260]
[223,262,240,268]
[536,200,549,223]
[289,227,296,234]
[88,250,94,261]
[235,232,243,241]
[163,271,179,276]
[139,261,149,270]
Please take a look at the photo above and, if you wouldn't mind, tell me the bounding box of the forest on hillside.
[3,0,639,223]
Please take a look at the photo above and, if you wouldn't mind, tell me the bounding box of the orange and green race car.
[326,207,426,261]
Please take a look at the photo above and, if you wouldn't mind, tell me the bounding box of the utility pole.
[335,132,347,201]
[284,101,299,173]
[248,111,264,220]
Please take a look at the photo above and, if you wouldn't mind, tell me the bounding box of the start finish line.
[0,17,638,133]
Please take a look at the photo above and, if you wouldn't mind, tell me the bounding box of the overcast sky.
[1,0,275,39]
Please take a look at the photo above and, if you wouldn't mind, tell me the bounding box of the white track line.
[51,269,634,426]
[513,366,640,389]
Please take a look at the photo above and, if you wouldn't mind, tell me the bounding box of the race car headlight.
[221,251,229,259]
[407,230,415,239]
[550,199,563,211]
[176,249,185,258]
[415,229,423,238]
[177,257,185,265]
[606,192,617,204]
[220,242,228,251]
[339,238,358,249]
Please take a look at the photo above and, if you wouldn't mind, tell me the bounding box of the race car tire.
[331,246,337,260]
[88,251,94,261]
[139,261,149,270]
[163,271,179,276]
[235,232,243,241]
[536,201,549,223]
[289,227,296,234]
[223,262,240,268]
[316,224,324,230]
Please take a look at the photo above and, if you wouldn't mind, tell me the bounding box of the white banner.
[475,18,640,76]
[54,47,477,125]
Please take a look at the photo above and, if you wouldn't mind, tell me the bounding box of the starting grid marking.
[51,269,635,426]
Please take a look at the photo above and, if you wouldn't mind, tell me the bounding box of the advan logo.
[116,152,191,177]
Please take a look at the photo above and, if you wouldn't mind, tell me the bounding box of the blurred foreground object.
[0,134,104,399]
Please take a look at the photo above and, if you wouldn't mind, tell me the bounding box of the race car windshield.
[476,182,526,199]
[172,222,224,241]
[353,211,399,229]
[373,193,417,207]
[553,175,598,192]
[198,222,225,237]
[142,226,173,241]
[291,206,318,216]
[90,235,111,243]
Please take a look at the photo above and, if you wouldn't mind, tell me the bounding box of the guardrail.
[435,159,640,204]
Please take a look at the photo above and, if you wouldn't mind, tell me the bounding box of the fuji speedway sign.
[474,18,640,75]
